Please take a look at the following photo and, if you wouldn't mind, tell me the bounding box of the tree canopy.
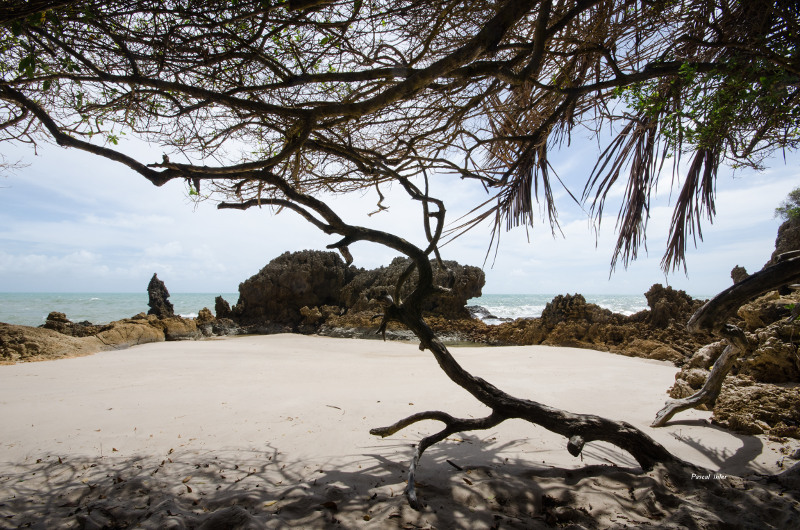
[1,0,798,271]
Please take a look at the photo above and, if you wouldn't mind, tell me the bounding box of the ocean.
[0,292,673,328]
[0,293,239,328]
[468,293,652,324]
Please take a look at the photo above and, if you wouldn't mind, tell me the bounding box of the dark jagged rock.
[731,265,749,284]
[472,286,708,364]
[214,296,232,319]
[467,305,508,322]
[341,256,484,319]
[233,250,353,325]
[211,318,240,336]
[231,251,484,330]
[40,311,104,337]
[766,217,800,268]
[644,284,700,328]
[147,273,174,318]
[540,294,616,328]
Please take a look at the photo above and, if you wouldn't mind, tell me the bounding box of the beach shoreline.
[2,335,798,528]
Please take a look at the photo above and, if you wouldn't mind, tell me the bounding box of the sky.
[0,137,797,297]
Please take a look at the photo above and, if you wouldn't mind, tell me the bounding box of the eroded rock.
[40,312,105,337]
[766,217,800,268]
[234,250,352,325]
[713,377,800,436]
[731,265,749,284]
[214,296,232,319]
[147,273,175,318]
[0,323,107,362]
[645,284,699,329]
[231,251,484,330]
[96,316,166,348]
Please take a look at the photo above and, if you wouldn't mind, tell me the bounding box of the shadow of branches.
[2,431,799,529]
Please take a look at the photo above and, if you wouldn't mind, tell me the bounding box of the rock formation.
[233,250,353,325]
[229,250,484,330]
[731,265,749,284]
[765,216,800,268]
[214,296,232,319]
[41,311,104,337]
[340,256,484,318]
[644,284,701,328]
[469,287,709,365]
[664,217,800,437]
[0,322,107,362]
[147,273,174,318]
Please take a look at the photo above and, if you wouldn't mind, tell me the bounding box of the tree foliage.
[776,186,800,221]
[0,0,797,269]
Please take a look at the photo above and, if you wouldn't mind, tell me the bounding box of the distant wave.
[0,293,238,327]
[467,294,650,323]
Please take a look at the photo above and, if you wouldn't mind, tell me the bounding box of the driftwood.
[652,252,800,427]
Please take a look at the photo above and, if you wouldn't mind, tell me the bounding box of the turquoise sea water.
[0,292,701,328]
[0,293,239,327]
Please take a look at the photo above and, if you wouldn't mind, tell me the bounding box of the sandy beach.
[2,334,799,528]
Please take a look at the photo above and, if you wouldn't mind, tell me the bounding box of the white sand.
[1,335,798,528]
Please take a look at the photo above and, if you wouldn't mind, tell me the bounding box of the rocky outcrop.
[540,294,615,328]
[340,257,484,318]
[737,291,794,331]
[712,377,800,437]
[0,322,108,362]
[41,311,105,337]
[155,316,200,341]
[0,311,210,363]
[471,287,708,364]
[233,250,353,325]
[731,265,749,284]
[95,315,166,348]
[214,296,232,319]
[644,284,701,328]
[766,217,800,268]
[666,227,800,437]
[147,273,174,318]
[229,250,484,330]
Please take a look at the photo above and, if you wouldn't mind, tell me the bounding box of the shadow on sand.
[1,431,798,529]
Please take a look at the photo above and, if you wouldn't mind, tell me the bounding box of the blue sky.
[0,137,796,297]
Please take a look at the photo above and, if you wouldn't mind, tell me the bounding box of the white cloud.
[144,241,184,258]
[0,137,797,296]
